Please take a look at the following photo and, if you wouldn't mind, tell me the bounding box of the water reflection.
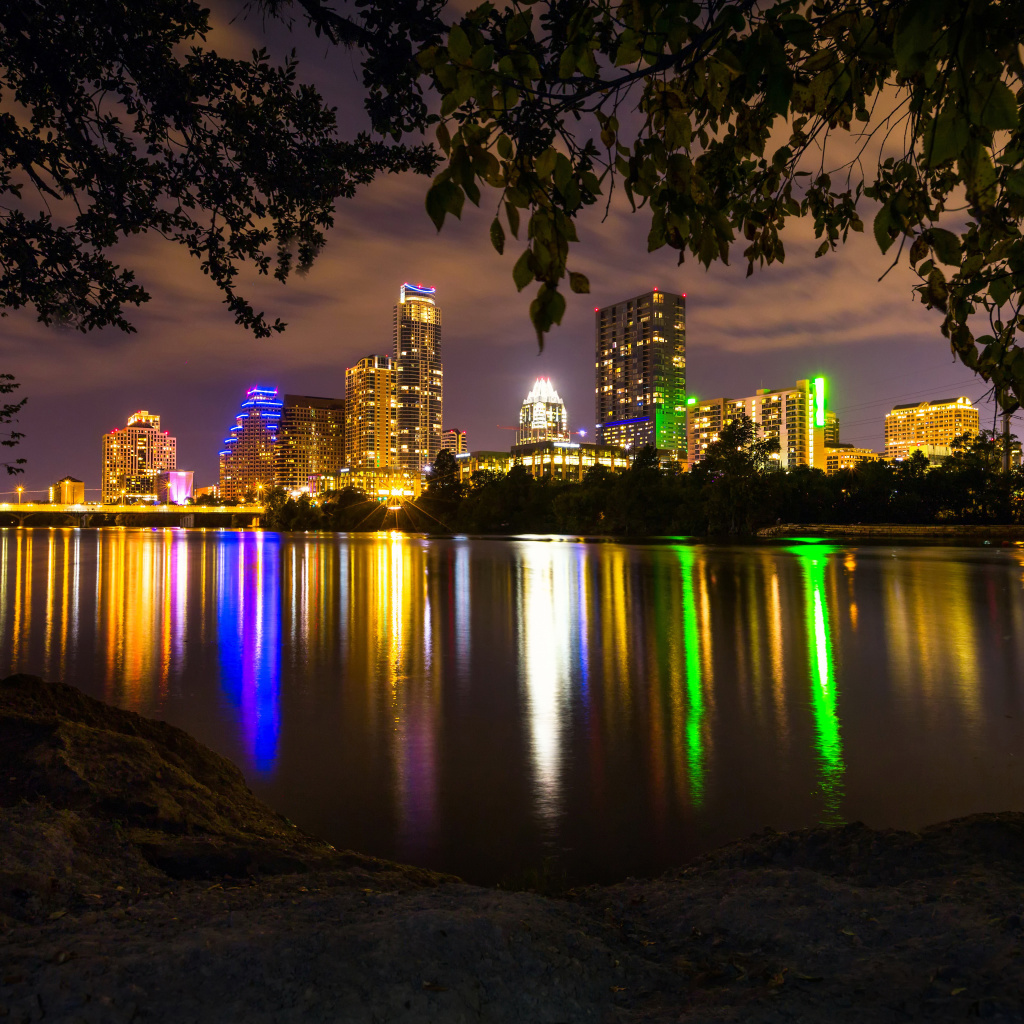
[1,528,1023,884]
[792,545,844,823]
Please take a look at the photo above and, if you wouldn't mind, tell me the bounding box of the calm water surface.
[2,527,1023,884]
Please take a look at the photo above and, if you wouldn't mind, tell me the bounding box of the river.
[2,527,1023,885]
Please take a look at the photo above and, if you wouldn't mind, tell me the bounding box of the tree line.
[262,417,1024,536]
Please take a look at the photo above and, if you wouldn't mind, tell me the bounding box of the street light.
[16,486,23,504]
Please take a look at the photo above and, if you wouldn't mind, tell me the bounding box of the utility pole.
[1003,404,1012,475]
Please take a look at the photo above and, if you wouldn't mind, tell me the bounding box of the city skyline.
[0,4,1014,496]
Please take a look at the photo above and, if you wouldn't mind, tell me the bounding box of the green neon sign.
[814,377,826,427]
[687,396,697,406]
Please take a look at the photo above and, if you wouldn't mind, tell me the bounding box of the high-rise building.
[393,283,443,473]
[218,386,282,501]
[274,394,346,492]
[595,289,686,454]
[884,397,980,460]
[517,378,569,445]
[345,355,395,470]
[685,396,746,465]
[101,410,176,503]
[441,428,467,455]
[685,378,828,471]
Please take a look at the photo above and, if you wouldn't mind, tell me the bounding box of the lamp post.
[16,485,23,504]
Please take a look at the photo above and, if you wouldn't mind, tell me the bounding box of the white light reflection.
[518,542,573,827]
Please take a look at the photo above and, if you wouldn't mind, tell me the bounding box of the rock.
[0,675,450,921]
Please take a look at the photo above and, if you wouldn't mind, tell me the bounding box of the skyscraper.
[595,289,686,454]
[274,394,346,492]
[393,283,443,472]
[218,386,282,501]
[884,397,980,460]
[101,410,176,503]
[344,355,395,470]
[517,378,569,445]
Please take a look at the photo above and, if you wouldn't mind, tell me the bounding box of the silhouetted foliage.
[256,431,1024,535]
[0,374,25,475]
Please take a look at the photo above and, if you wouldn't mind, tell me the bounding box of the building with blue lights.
[218,386,283,500]
[594,289,686,455]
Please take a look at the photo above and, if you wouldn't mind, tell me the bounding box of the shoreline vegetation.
[3,674,1024,1021]
[262,429,1024,538]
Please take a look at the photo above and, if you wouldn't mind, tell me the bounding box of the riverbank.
[759,522,1024,541]
[3,673,1024,1022]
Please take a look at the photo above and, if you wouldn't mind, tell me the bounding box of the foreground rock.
[0,673,445,921]
[3,675,1024,1022]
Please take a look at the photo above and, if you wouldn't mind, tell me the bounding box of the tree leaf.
[448,24,472,63]
[490,216,505,255]
[873,202,895,254]
[569,271,589,293]
[973,80,1019,132]
[512,248,534,290]
[929,228,961,266]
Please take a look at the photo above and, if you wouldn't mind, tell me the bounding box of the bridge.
[0,502,265,528]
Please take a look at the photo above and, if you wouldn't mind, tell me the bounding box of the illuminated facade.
[511,440,630,482]
[101,410,176,503]
[345,355,394,471]
[825,411,840,447]
[595,289,686,454]
[218,386,282,501]
[685,396,746,466]
[686,379,827,471]
[518,378,569,445]
[825,446,879,474]
[454,450,512,485]
[156,470,194,503]
[48,477,84,504]
[394,283,443,473]
[441,428,467,455]
[884,397,980,461]
[274,394,346,493]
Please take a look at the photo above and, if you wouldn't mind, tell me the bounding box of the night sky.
[0,5,1008,499]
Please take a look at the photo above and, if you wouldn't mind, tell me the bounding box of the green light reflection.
[792,546,845,823]
[677,546,705,806]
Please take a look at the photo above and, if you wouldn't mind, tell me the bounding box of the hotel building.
[685,378,828,471]
[101,410,176,503]
[884,397,980,460]
[394,283,443,472]
[518,378,569,445]
[218,386,283,501]
[441,428,467,455]
[595,289,687,455]
[274,394,346,493]
[345,355,395,471]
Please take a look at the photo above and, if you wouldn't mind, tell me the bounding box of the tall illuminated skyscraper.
[595,289,686,454]
[218,386,282,500]
[344,355,395,470]
[518,378,569,445]
[101,410,176,503]
[393,283,443,472]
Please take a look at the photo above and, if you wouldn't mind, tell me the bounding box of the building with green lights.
[685,378,828,471]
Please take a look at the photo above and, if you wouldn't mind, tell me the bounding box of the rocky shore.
[3,673,1023,1022]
